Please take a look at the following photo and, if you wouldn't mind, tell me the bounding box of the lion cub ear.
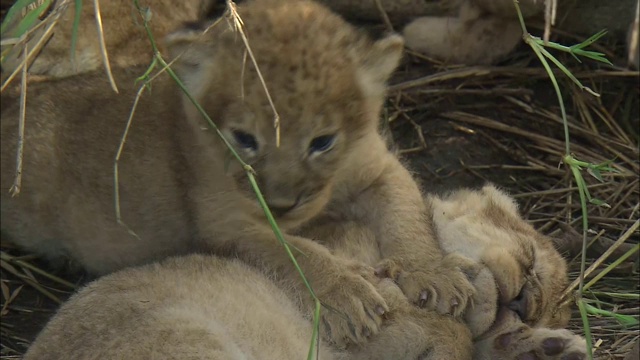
[358,34,404,97]
[163,23,220,99]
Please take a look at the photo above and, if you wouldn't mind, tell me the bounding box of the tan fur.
[1,0,473,347]
[24,255,473,360]
[430,185,572,331]
[429,185,586,359]
[1,0,214,78]
[302,184,586,359]
[402,0,542,65]
[24,185,585,359]
[401,0,636,65]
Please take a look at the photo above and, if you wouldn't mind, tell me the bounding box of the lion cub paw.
[375,254,477,317]
[317,260,388,349]
[478,325,587,360]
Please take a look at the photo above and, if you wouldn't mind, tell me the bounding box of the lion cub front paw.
[375,254,477,317]
[316,260,388,349]
[477,325,587,360]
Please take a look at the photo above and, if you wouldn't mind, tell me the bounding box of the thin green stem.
[511,1,612,358]
[246,173,318,299]
[512,0,528,35]
[568,164,590,288]
[529,42,571,155]
[577,300,594,352]
[307,299,322,360]
[583,243,640,292]
[567,163,592,360]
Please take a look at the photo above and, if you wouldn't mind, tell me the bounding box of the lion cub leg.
[301,220,473,360]
[333,146,475,317]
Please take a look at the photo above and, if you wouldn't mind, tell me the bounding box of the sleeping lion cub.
[430,185,586,360]
[1,0,472,348]
[24,185,587,360]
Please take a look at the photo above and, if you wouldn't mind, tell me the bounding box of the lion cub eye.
[309,134,336,154]
[232,130,258,151]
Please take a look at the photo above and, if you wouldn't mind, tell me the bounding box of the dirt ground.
[1,3,639,360]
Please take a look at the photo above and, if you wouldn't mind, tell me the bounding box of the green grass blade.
[532,30,613,66]
[1,0,52,39]
[533,38,582,62]
[307,300,322,360]
[538,45,599,96]
[583,302,639,327]
[584,243,640,292]
[69,0,83,62]
[568,163,590,235]
[588,198,610,208]
[529,42,570,154]
[577,299,595,359]
[570,29,608,50]
[0,0,40,35]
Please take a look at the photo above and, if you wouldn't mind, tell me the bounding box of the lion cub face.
[430,185,571,337]
[165,0,404,227]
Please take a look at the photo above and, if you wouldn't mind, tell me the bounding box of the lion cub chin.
[25,185,585,360]
[2,0,474,348]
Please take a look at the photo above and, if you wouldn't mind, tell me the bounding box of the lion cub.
[1,0,472,347]
[402,0,542,64]
[1,0,214,78]
[24,185,586,360]
[430,185,587,359]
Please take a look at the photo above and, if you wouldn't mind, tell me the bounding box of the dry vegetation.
[0,1,639,359]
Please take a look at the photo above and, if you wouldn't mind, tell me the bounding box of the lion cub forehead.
[165,0,404,126]
[234,1,376,72]
[241,0,362,44]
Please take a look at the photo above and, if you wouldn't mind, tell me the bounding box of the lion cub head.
[429,185,571,337]
[163,0,403,227]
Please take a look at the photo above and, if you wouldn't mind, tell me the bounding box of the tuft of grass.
[511,1,636,359]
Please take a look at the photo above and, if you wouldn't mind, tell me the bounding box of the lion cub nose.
[266,198,299,217]
[507,294,528,321]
